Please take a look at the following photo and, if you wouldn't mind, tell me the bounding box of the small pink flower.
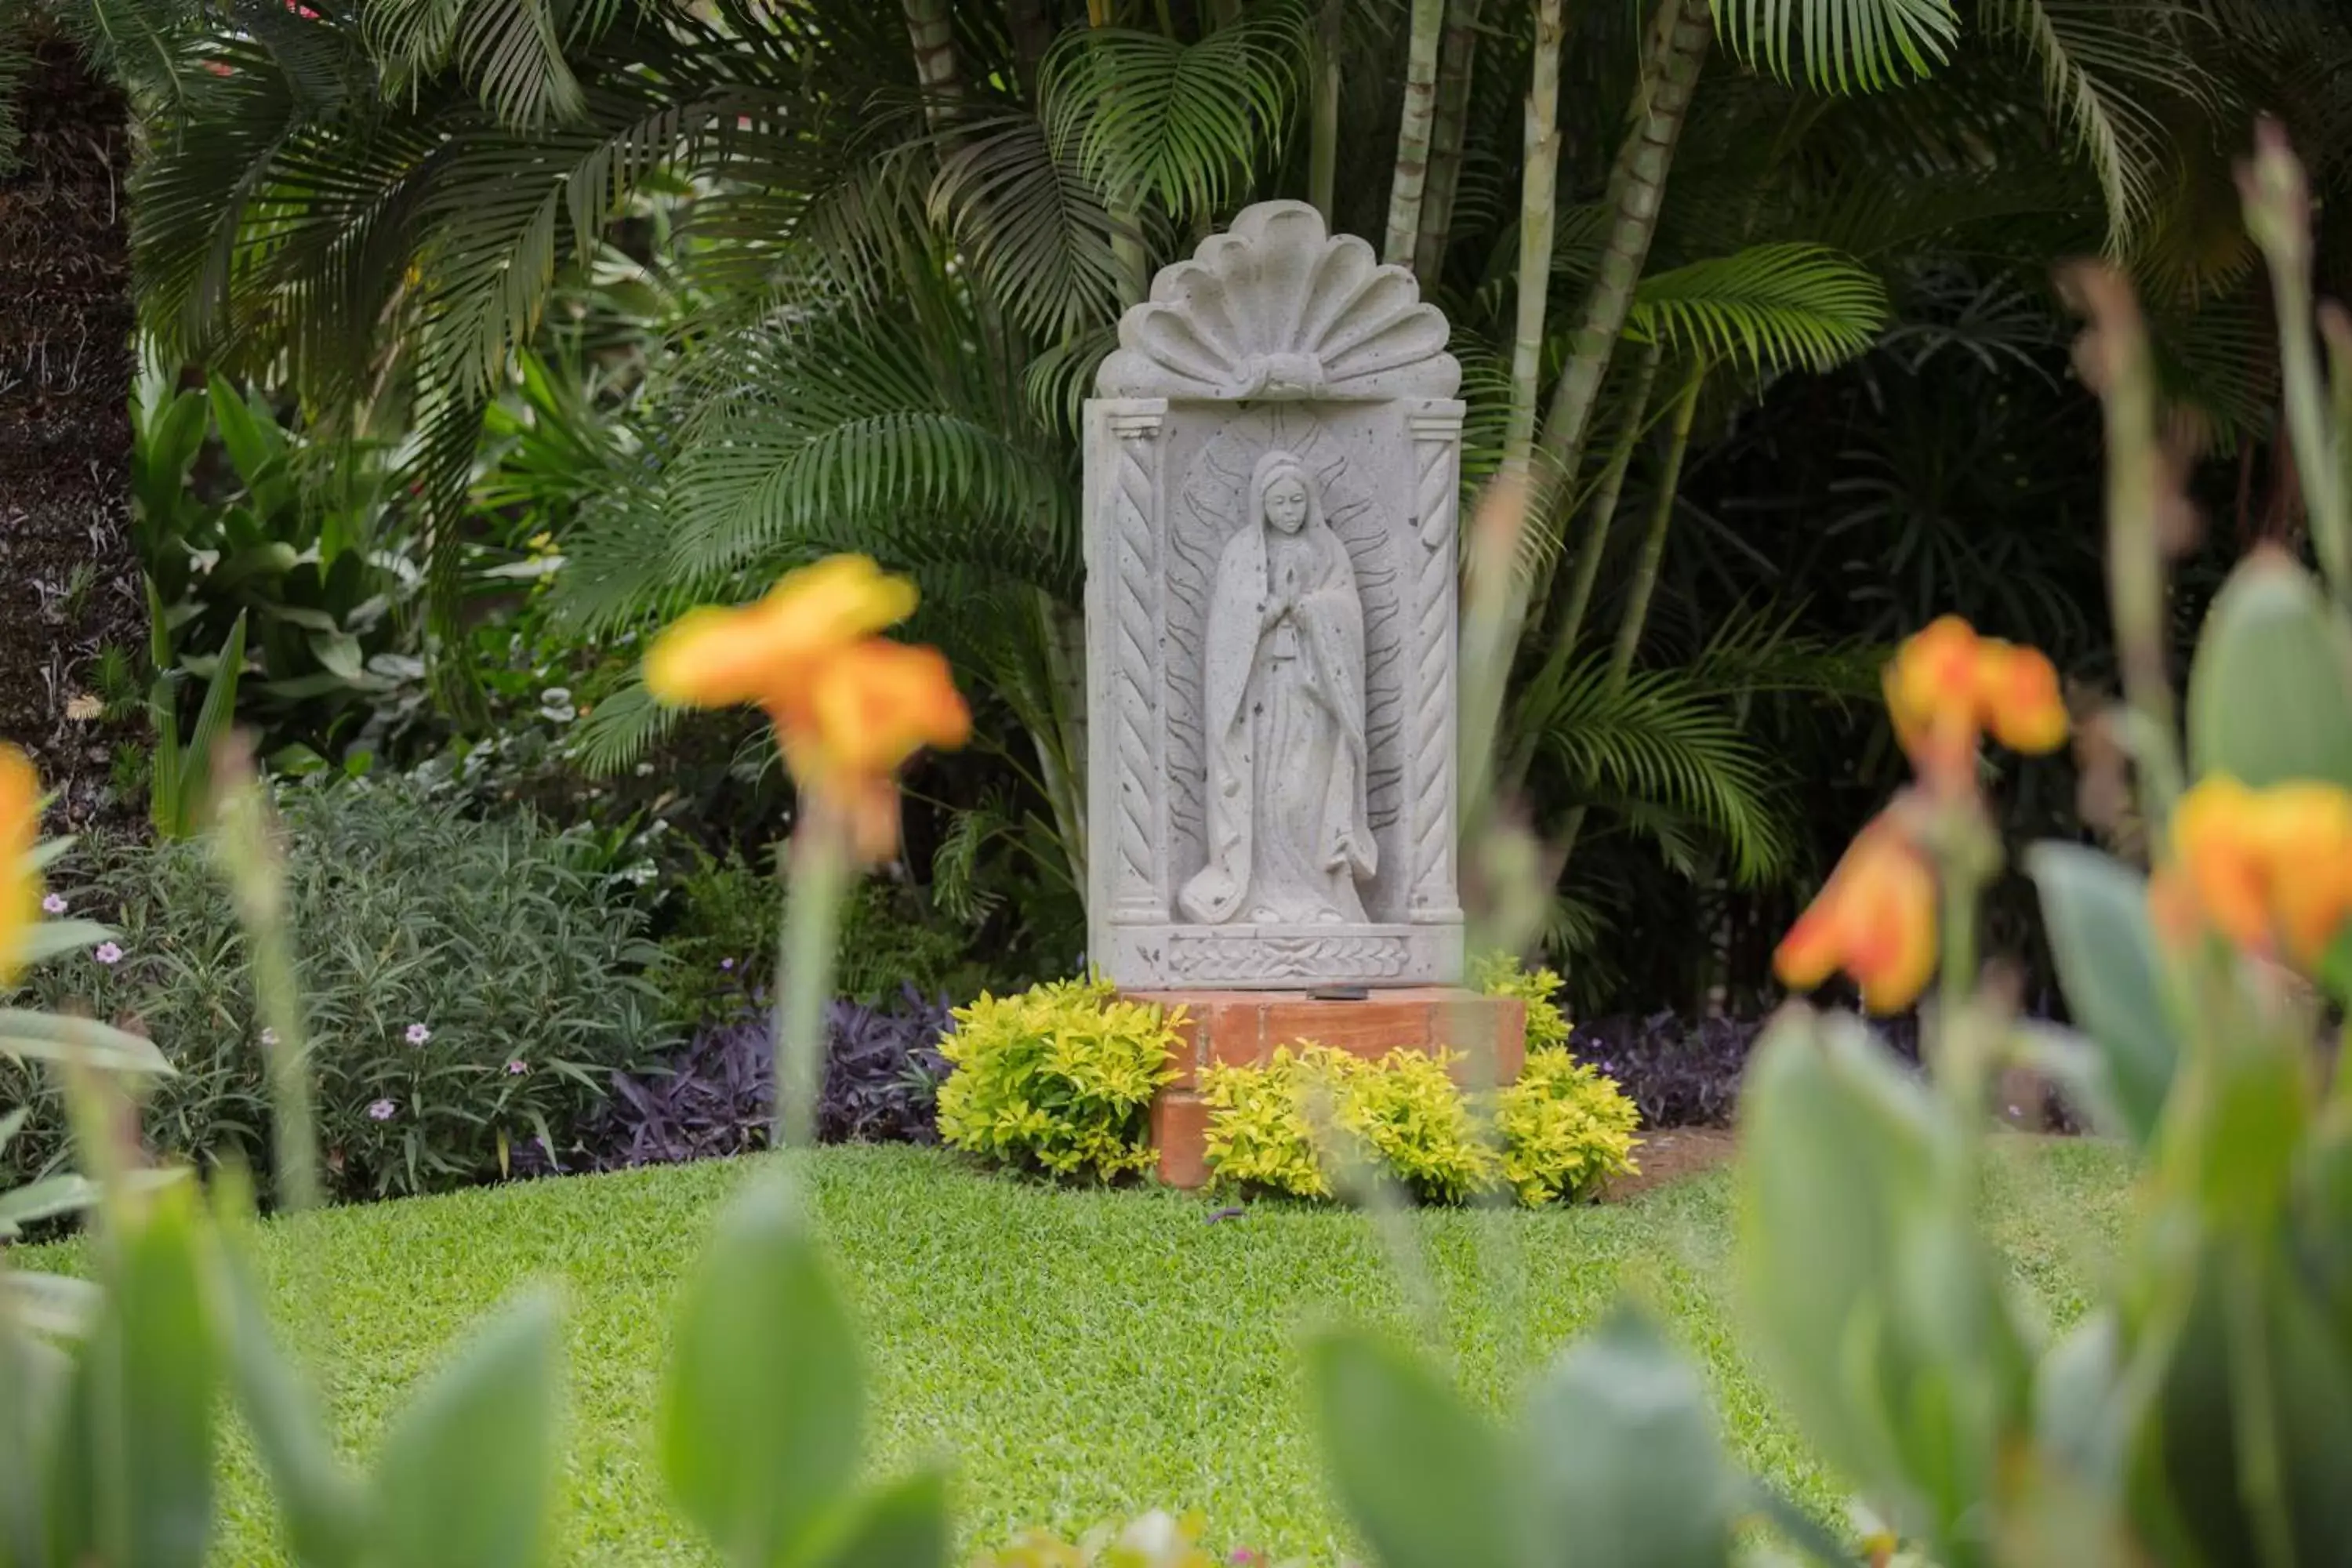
[720,957,735,971]
[504,1058,528,1076]
[405,1022,433,1046]
[202,59,233,77]
[366,1098,397,1121]
[93,942,123,965]
[41,893,65,915]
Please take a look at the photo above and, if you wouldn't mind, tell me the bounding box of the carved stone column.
[1406,400,1464,925]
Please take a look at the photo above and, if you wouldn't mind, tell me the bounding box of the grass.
[34,1137,2135,1566]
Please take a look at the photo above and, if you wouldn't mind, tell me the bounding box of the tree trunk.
[1381,0,1447,269]
[1534,0,1710,484]
[1006,0,1056,100]
[1411,0,1485,284]
[1530,339,1663,698]
[0,34,142,829]
[902,0,965,129]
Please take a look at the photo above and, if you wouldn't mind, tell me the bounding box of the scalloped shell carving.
[1096,201,1460,401]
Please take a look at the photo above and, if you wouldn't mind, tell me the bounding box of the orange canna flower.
[2165,775,2352,968]
[644,555,919,724]
[1883,616,2068,786]
[1774,818,1940,1014]
[0,746,41,987]
[644,556,969,861]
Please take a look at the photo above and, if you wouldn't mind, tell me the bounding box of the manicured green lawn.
[47,1138,2136,1566]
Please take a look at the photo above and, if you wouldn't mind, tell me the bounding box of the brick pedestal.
[1134,987,1527,1189]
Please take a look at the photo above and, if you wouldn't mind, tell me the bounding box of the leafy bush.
[1200,1045,1640,1207]
[1567,1012,1762,1127]
[1469,950,1572,1052]
[1,780,662,1201]
[592,992,953,1167]
[652,848,979,1024]
[1493,1051,1643,1205]
[934,978,1180,1181]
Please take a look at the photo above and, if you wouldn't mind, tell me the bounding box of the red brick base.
[1131,987,1528,1189]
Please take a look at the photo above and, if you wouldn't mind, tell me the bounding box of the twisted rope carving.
[1408,414,1459,917]
[1110,417,1161,912]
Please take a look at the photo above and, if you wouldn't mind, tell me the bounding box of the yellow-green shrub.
[935,978,1181,1181]
[1340,1047,1499,1203]
[1200,1044,1639,1206]
[1197,1045,1362,1200]
[1468,949,1571,1052]
[1493,1051,1642,1205]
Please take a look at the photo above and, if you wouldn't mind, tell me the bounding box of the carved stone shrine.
[1083,200,1467,991]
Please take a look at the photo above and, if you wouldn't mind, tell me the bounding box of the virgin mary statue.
[1178,450,1377,925]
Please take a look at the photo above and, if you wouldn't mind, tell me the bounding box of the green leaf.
[1306,1329,1529,1568]
[172,612,248,837]
[0,1294,66,1561]
[1714,0,1959,93]
[74,1188,220,1568]
[2024,844,2180,1146]
[373,1291,564,1568]
[0,1175,98,1240]
[207,372,292,517]
[0,1010,173,1075]
[811,1470,952,1568]
[1628,245,1889,376]
[659,1176,866,1568]
[216,1232,369,1568]
[2187,553,2352,790]
[1519,1308,1738,1568]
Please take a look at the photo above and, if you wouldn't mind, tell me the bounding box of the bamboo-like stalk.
[1501,0,1567,478]
[1532,341,1664,696]
[1534,0,1711,485]
[1412,0,1486,282]
[1310,0,1344,223]
[902,0,964,129]
[1554,365,1703,873]
[1381,0,1449,268]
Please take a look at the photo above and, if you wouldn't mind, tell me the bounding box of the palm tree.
[0,12,148,829]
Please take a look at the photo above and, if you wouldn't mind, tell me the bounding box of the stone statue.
[1083,199,1465,987]
[1181,451,1376,925]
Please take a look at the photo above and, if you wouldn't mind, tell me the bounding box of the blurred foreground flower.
[0,745,38,985]
[644,555,967,859]
[2154,775,2352,968]
[1883,615,2068,787]
[1773,818,1938,1014]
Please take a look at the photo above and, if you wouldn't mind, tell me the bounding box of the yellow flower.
[0,746,42,987]
[644,555,918,724]
[2164,775,2352,968]
[1774,817,1939,1014]
[1883,615,2068,787]
[642,557,968,862]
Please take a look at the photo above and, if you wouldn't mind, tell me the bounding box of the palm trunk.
[1006,0,1056,99]
[1412,0,1485,283]
[1381,0,1448,269]
[1554,367,1701,872]
[902,0,964,129]
[1534,0,1710,484]
[0,33,141,831]
[1309,0,1345,223]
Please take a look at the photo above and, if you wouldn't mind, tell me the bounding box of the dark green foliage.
[1,781,664,1202]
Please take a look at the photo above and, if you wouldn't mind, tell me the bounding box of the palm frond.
[927,107,1123,341]
[1628,243,1889,375]
[1520,659,1799,885]
[1973,0,2212,253]
[1713,0,1960,95]
[362,0,586,129]
[1039,4,1308,223]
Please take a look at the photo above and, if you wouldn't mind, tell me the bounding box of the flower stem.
[774,811,851,1149]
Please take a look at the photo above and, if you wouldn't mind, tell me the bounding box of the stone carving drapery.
[1084,201,1465,989]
